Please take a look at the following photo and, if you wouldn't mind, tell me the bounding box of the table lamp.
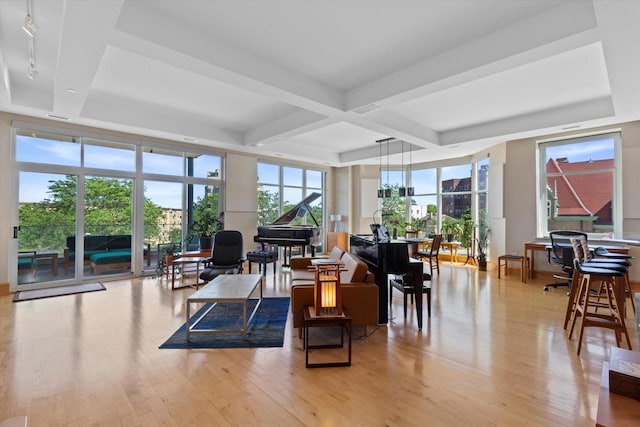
[313,265,343,316]
[330,214,342,232]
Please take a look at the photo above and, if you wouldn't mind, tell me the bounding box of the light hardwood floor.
[1,263,638,426]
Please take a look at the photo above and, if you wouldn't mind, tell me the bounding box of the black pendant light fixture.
[377,139,384,198]
[407,142,415,196]
[376,137,394,198]
[384,139,392,198]
[399,140,406,197]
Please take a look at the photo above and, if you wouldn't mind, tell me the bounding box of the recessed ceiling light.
[47,114,69,120]
[353,103,381,114]
[66,88,77,94]
[22,15,37,37]
[256,143,265,146]
[182,137,196,142]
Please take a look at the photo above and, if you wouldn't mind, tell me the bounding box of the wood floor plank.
[1,262,638,426]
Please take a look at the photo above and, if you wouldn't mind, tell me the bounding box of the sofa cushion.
[340,252,368,283]
[328,246,345,261]
[89,249,132,265]
[291,269,315,283]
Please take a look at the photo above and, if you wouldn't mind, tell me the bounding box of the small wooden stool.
[498,254,530,283]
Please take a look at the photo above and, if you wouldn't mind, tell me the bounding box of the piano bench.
[247,250,278,277]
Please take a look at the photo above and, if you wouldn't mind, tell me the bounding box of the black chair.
[544,230,587,291]
[389,273,431,318]
[414,234,442,276]
[199,230,245,283]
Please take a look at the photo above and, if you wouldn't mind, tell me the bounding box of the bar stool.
[576,238,634,314]
[564,238,631,329]
[497,254,529,283]
[568,260,632,355]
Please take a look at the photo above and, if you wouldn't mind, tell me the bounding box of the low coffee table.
[186,274,263,341]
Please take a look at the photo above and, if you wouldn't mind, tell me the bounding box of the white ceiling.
[1,0,639,167]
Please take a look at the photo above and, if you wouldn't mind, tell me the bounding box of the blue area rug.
[160,297,290,349]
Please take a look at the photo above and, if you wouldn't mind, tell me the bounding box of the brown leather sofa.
[290,247,379,335]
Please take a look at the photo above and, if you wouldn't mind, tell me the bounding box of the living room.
[1,1,640,425]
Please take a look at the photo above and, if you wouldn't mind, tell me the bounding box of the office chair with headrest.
[199,230,245,283]
[543,230,587,291]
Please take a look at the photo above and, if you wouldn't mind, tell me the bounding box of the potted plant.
[156,242,182,278]
[459,219,476,254]
[441,217,461,242]
[189,194,223,250]
[477,212,490,271]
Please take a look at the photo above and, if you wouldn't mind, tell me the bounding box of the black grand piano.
[254,192,321,267]
[350,233,425,329]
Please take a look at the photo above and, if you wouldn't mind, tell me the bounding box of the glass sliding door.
[17,171,77,285]
[143,180,183,274]
[13,127,226,288]
[83,176,133,277]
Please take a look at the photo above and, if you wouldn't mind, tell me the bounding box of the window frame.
[536,131,621,239]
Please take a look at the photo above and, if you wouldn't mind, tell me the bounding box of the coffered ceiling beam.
[114,1,344,116]
[344,1,600,112]
[243,110,334,146]
[53,0,125,118]
[441,96,614,145]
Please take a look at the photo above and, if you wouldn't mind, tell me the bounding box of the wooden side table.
[171,256,206,290]
[303,306,352,368]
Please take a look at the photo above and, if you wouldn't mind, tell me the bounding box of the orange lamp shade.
[313,265,343,316]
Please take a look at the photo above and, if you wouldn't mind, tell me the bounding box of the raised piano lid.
[271,192,321,226]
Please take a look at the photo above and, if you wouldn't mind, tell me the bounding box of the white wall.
[0,113,14,285]
[224,152,258,254]
[503,119,640,280]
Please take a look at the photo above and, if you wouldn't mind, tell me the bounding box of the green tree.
[19,176,164,251]
[381,184,408,236]
[257,188,280,226]
[189,192,222,238]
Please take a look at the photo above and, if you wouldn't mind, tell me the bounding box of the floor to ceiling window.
[13,125,224,289]
[386,157,489,259]
[257,161,325,251]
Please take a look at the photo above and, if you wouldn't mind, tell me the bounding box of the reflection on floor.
[3,259,638,425]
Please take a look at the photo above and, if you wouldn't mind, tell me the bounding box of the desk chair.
[544,230,586,291]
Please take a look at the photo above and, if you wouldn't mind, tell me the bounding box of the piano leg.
[410,262,423,330]
[282,246,291,268]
